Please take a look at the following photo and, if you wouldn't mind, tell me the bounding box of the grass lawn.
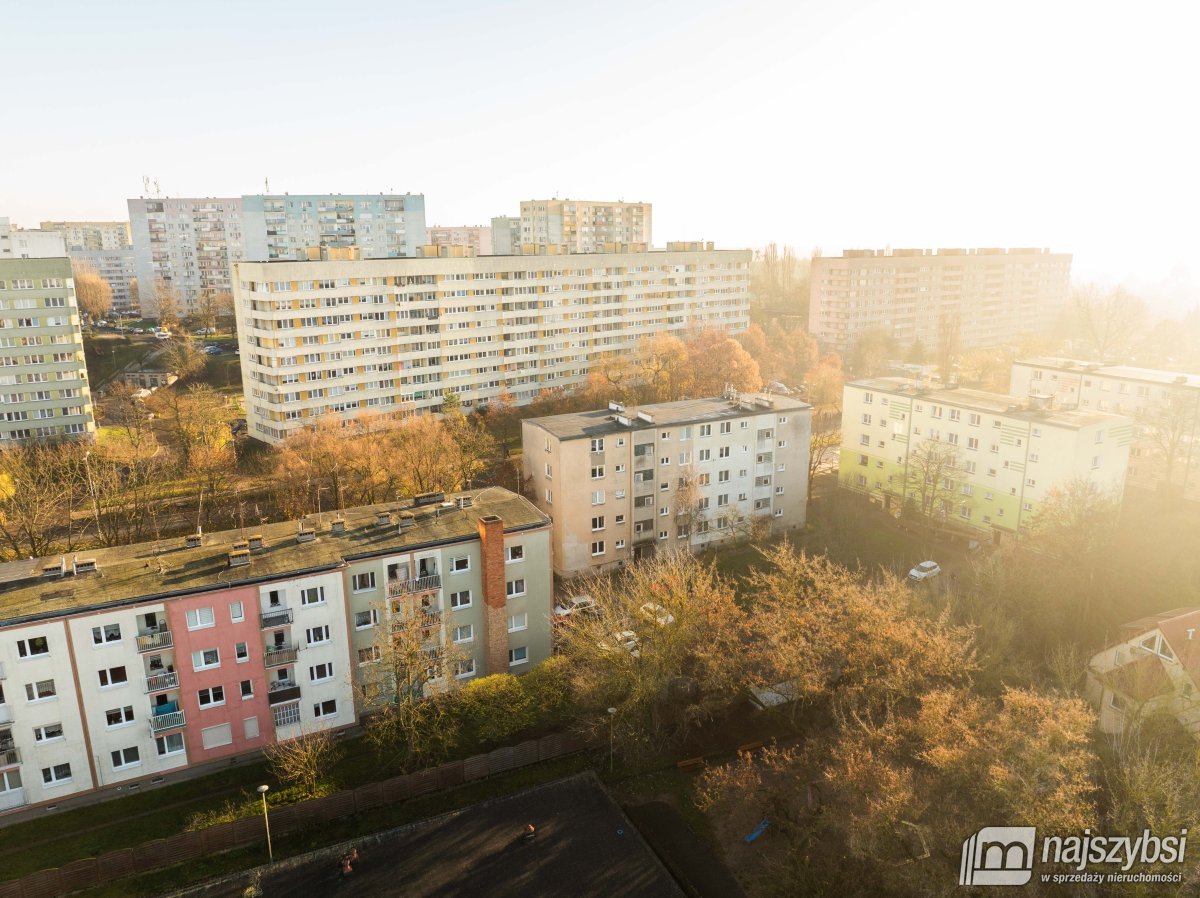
[82,334,157,386]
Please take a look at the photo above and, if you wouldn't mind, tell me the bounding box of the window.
[91,624,121,645]
[301,586,325,606]
[699,448,711,462]
[591,490,605,505]
[229,601,244,622]
[313,699,337,719]
[98,666,128,688]
[506,579,526,598]
[450,556,470,573]
[244,717,260,740]
[355,608,380,628]
[352,571,376,591]
[192,649,220,671]
[591,541,606,556]
[615,464,625,473]
[198,686,225,708]
[16,636,49,658]
[967,437,979,450]
[186,607,215,630]
[508,613,528,632]
[309,662,334,683]
[42,763,72,787]
[452,624,474,643]
[111,747,140,770]
[508,646,528,666]
[306,625,330,646]
[718,470,730,483]
[659,506,670,516]
[590,466,605,479]
[505,545,524,563]
[590,438,604,452]
[450,589,472,609]
[156,732,184,756]
[1092,455,1101,469]
[201,723,233,749]
[861,413,872,425]
[456,658,476,679]
[240,679,254,698]
[544,463,552,478]
[719,422,731,434]
[358,646,382,664]
[33,723,64,742]
[105,705,134,727]
[591,515,605,531]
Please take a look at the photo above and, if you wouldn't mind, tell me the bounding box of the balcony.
[0,705,10,726]
[0,787,25,812]
[264,646,298,668]
[260,608,293,629]
[136,628,173,653]
[145,671,179,693]
[387,574,441,597]
[0,743,19,768]
[268,681,301,705]
[149,709,186,733]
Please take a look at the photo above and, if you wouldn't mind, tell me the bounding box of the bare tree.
[936,310,961,381]
[263,727,344,797]
[808,429,841,497]
[901,439,969,528]
[72,263,113,320]
[1072,285,1146,360]
[153,278,182,329]
[0,443,78,559]
[1140,386,1200,494]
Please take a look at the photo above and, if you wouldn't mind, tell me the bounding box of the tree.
[935,310,961,379]
[958,347,1011,391]
[72,263,113,319]
[162,337,207,380]
[129,277,140,316]
[1072,285,1146,360]
[807,429,840,497]
[1029,478,1121,565]
[803,352,845,414]
[1140,386,1200,494]
[153,278,182,329]
[846,328,895,377]
[212,292,236,335]
[637,334,690,402]
[901,439,967,527]
[683,329,762,396]
[263,727,343,798]
[0,443,79,559]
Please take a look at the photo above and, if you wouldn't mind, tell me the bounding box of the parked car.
[554,594,598,618]
[638,602,675,626]
[597,630,640,657]
[194,327,217,335]
[908,560,942,581]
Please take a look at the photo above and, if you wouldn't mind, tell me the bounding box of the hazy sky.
[5,0,1197,289]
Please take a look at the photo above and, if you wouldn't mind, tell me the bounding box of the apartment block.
[0,258,95,443]
[427,225,492,257]
[809,247,1072,354]
[0,219,66,259]
[519,200,651,253]
[0,488,549,816]
[241,194,427,263]
[1011,358,1200,502]
[70,248,138,314]
[39,221,131,252]
[840,378,1132,541]
[522,393,810,577]
[128,197,245,317]
[233,244,751,445]
[490,216,521,256]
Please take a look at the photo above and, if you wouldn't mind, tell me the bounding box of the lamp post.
[607,707,617,773]
[257,785,273,862]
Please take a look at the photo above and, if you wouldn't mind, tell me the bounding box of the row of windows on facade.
[0,279,69,291]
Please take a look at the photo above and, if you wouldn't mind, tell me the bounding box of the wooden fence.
[0,732,586,898]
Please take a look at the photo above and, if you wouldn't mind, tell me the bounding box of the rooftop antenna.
[142,175,151,197]
[153,178,162,197]
[264,176,270,195]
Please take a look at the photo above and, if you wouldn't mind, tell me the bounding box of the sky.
[4,0,1197,301]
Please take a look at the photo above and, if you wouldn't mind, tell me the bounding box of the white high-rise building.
[519,199,651,252]
[240,194,426,262]
[39,222,131,252]
[0,219,67,259]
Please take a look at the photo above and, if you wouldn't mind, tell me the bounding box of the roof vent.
[608,401,625,413]
[184,534,202,549]
[247,534,264,550]
[231,539,249,553]
[42,557,66,579]
[228,549,250,567]
[72,556,97,575]
[329,517,346,534]
[456,496,474,509]
[296,524,316,544]
[376,511,392,526]
[615,414,632,426]
[413,492,445,507]
[636,410,655,423]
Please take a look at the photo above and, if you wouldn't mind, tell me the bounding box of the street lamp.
[257,785,273,862]
[607,707,617,773]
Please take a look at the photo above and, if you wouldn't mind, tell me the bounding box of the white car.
[638,602,675,627]
[598,630,640,657]
[554,594,597,618]
[908,561,942,581]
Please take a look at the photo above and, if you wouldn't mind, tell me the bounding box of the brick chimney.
[477,514,508,675]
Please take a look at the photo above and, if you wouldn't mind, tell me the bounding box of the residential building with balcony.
[233,243,751,445]
[0,219,67,259]
[0,487,546,815]
[39,222,131,252]
[839,378,1133,541]
[1010,358,1200,502]
[0,257,95,443]
[522,392,811,577]
[518,200,651,253]
[241,194,427,264]
[809,247,1072,355]
[427,225,492,257]
[69,247,138,314]
[490,216,521,256]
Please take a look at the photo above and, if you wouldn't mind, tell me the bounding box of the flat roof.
[523,393,811,441]
[846,378,1127,429]
[0,488,547,627]
[1016,357,1200,389]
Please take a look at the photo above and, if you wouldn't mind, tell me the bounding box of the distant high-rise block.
[39,221,131,252]
[427,225,492,256]
[490,216,521,256]
[69,248,137,314]
[518,199,651,253]
[240,194,426,263]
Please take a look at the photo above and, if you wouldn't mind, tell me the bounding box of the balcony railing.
[264,646,298,668]
[0,745,19,768]
[136,628,173,653]
[149,710,186,733]
[260,608,293,629]
[387,574,441,597]
[145,671,179,693]
[268,682,301,705]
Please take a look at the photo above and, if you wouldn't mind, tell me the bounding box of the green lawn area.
[82,334,157,386]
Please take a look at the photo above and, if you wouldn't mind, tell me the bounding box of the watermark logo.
[960,826,1036,886]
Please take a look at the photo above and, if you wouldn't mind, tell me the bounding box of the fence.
[0,732,586,898]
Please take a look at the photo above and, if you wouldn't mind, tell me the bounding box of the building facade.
[128,197,245,317]
[839,378,1132,540]
[427,226,492,257]
[490,216,521,256]
[809,247,1072,354]
[519,200,651,253]
[39,222,131,252]
[1011,358,1200,502]
[241,194,426,263]
[0,489,551,816]
[70,248,138,314]
[0,219,67,259]
[233,244,751,445]
[0,258,95,443]
[522,393,810,577]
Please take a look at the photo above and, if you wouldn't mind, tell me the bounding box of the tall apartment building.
[522,393,810,577]
[519,200,651,253]
[0,219,67,259]
[0,258,94,443]
[491,216,521,256]
[0,488,550,816]
[128,197,245,317]
[233,243,751,445]
[427,225,492,256]
[70,248,138,314]
[809,248,1072,355]
[1011,358,1200,501]
[840,377,1132,541]
[241,194,426,263]
[39,221,131,252]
